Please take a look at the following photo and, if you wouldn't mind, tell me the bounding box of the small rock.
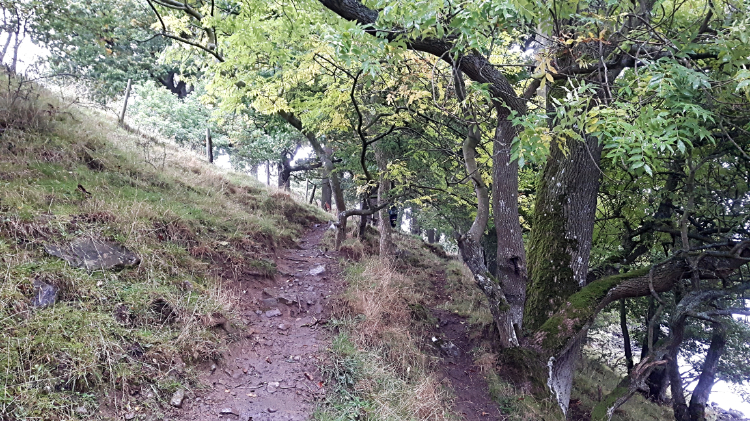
[267,381,280,393]
[278,295,297,305]
[261,297,278,308]
[211,363,217,373]
[268,408,278,413]
[75,406,87,414]
[277,324,288,330]
[220,407,237,415]
[309,265,326,276]
[32,279,59,309]
[255,310,262,315]
[265,309,282,318]
[170,389,185,407]
[124,412,135,420]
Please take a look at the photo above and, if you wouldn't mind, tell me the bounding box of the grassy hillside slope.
[0,73,324,419]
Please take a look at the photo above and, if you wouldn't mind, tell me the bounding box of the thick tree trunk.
[688,322,726,421]
[427,229,436,244]
[491,108,527,347]
[266,161,271,185]
[525,136,603,330]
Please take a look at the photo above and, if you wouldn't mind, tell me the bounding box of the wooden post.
[118,79,132,125]
[205,128,213,163]
[266,161,270,185]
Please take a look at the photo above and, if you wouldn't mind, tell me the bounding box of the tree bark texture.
[525,136,603,330]
[492,108,527,346]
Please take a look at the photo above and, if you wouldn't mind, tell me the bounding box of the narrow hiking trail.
[430,270,503,421]
[164,223,504,421]
[168,224,342,421]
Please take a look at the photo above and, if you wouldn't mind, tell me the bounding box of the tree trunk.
[688,322,726,421]
[525,136,603,330]
[620,299,634,373]
[9,20,23,73]
[309,183,317,204]
[358,197,369,237]
[491,108,527,347]
[119,79,132,125]
[205,127,213,163]
[266,161,271,185]
[0,31,12,65]
[321,178,332,211]
[668,317,690,421]
[249,164,259,179]
[374,146,395,257]
[409,207,420,235]
[427,229,436,244]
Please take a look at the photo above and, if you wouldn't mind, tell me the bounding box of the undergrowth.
[0,70,324,420]
[317,231,677,421]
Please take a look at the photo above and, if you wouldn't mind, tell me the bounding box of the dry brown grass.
[317,255,457,421]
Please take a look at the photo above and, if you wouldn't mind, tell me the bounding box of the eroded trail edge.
[171,224,340,421]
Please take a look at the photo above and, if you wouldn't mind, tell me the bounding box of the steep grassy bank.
[0,73,324,419]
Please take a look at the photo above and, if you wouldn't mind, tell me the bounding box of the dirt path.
[169,224,341,421]
[430,270,503,421]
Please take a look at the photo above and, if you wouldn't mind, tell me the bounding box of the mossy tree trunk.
[524,136,603,331]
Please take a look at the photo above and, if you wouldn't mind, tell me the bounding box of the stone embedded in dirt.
[267,381,280,393]
[265,308,282,318]
[278,295,297,305]
[45,237,140,271]
[261,298,278,308]
[75,406,87,414]
[219,407,237,415]
[309,265,326,276]
[278,323,288,330]
[31,279,59,308]
[124,412,135,420]
[268,408,278,413]
[170,389,186,407]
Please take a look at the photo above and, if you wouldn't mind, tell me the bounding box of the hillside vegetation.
[0,72,324,419]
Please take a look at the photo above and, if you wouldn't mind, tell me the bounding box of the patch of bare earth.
[430,270,503,421]
[169,224,342,421]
